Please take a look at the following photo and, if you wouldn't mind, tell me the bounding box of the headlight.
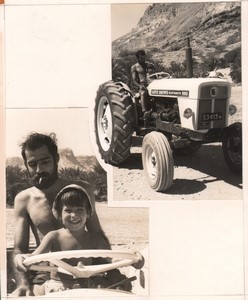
[183,108,193,119]
[228,104,237,116]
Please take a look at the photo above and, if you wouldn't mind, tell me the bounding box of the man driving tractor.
[131,49,155,116]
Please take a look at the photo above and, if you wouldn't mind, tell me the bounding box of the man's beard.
[32,168,58,189]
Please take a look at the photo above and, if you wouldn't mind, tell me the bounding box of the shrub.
[226,32,240,45]
[206,41,216,49]
[224,47,241,83]
[6,166,31,207]
[230,63,241,83]
[165,61,186,78]
[224,47,241,64]
[168,43,182,52]
[215,45,225,52]
[59,166,107,202]
[6,160,108,207]
[202,52,220,71]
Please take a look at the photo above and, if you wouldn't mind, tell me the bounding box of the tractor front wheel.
[142,132,174,192]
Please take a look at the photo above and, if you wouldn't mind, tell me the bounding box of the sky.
[111,3,150,41]
[6,108,94,157]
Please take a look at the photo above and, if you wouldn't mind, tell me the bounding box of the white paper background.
[1,1,247,299]
[4,4,111,108]
[150,202,244,295]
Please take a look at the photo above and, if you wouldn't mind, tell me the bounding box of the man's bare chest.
[135,64,146,75]
[27,192,59,234]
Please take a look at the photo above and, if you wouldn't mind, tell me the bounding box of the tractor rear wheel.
[222,122,242,175]
[142,132,174,192]
[94,81,135,165]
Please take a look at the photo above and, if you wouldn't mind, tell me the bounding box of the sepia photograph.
[5,108,149,297]
[93,2,242,201]
[0,1,247,300]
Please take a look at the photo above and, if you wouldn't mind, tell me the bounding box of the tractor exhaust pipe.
[186,37,193,78]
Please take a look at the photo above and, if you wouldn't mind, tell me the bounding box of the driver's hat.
[52,184,93,220]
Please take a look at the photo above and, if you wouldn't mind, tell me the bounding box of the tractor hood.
[147,78,231,100]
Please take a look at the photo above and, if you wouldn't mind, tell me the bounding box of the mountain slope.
[112,2,241,66]
[6,148,95,172]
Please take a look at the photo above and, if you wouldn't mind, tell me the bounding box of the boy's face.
[61,204,88,232]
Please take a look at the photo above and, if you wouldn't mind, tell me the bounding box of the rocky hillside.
[6,148,96,172]
[58,148,83,170]
[112,2,241,67]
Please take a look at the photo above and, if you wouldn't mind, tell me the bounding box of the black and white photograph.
[5,108,149,297]
[0,1,247,300]
[93,2,243,201]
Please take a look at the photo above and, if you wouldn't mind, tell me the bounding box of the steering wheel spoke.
[24,249,143,278]
[147,72,171,80]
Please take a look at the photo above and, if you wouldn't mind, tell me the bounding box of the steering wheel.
[23,249,143,278]
[147,72,170,80]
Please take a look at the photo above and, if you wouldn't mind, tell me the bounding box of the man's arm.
[76,179,111,247]
[131,64,141,89]
[86,211,110,247]
[11,192,33,296]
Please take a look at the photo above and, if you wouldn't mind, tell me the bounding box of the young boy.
[24,184,132,294]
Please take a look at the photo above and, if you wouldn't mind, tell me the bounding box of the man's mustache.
[33,172,50,185]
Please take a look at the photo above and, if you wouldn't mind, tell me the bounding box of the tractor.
[94,40,242,192]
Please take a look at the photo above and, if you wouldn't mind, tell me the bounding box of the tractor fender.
[116,81,133,95]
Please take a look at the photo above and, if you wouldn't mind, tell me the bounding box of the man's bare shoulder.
[14,186,37,203]
[14,187,40,215]
[131,63,139,71]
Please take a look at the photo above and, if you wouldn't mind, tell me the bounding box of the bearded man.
[11,132,109,296]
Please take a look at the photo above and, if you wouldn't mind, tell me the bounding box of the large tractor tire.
[94,81,135,165]
[222,122,242,175]
[142,132,174,192]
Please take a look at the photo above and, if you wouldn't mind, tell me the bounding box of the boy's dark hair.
[136,49,146,59]
[21,132,58,163]
[53,184,93,221]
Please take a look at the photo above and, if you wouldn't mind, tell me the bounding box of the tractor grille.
[199,85,229,99]
[197,84,229,130]
[197,98,227,130]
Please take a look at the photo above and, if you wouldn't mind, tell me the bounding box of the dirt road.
[113,139,242,201]
[113,86,242,202]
